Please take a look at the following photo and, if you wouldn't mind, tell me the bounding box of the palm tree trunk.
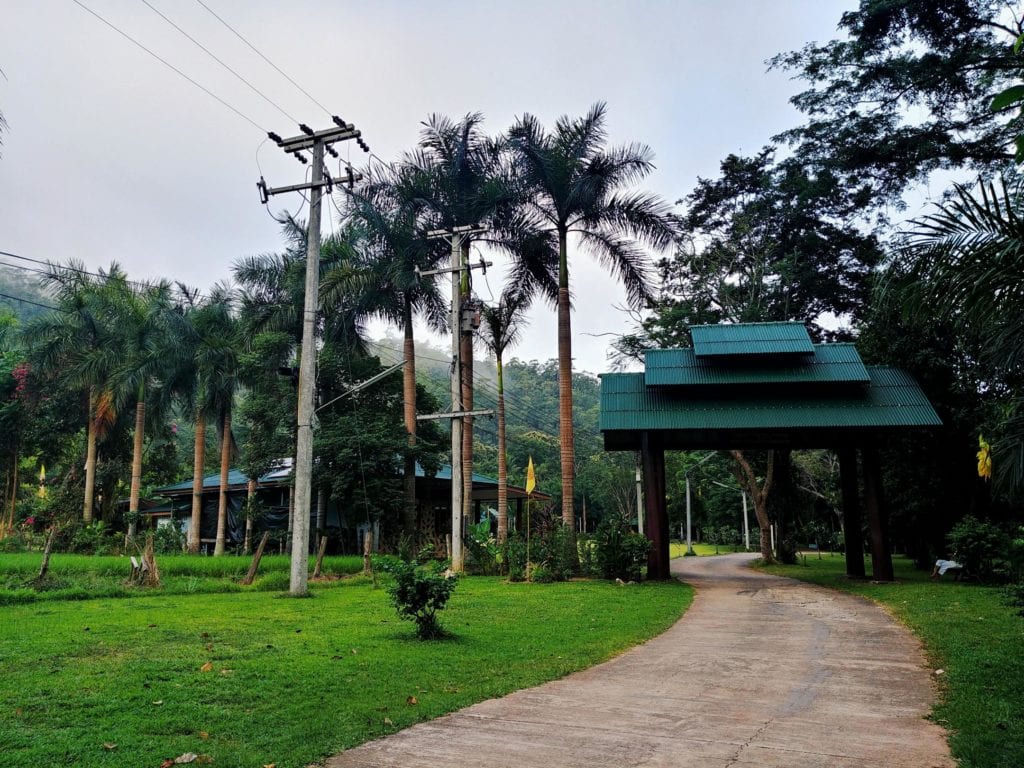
[460,242,474,530]
[214,410,231,556]
[557,228,575,531]
[316,486,326,550]
[188,413,206,553]
[83,389,99,524]
[244,477,256,554]
[402,297,418,537]
[127,391,145,543]
[496,356,508,543]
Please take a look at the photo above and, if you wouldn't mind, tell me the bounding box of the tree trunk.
[402,298,418,537]
[213,410,231,556]
[315,485,326,551]
[557,228,575,531]
[244,477,256,554]
[730,450,775,564]
[188,413,206,553]
[496,356,508,543]
[83,389,98,524]
[127,395,145,543]
[460,241,474,532]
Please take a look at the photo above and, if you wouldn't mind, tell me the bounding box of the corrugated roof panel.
[600,368,942,432]
[690,322,814,357]
[645,344,870,387]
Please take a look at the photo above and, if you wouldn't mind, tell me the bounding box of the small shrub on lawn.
[464,519,501,575]
[152,524,185,554]
[528,519,576,581]
[948,516,1016,583]
[594,512,650,581]
[381,557,458,639]
[502,535,527,582]
[528,562,555,583]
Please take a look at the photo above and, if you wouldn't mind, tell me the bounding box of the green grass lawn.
[0,553,365,604]
[764,555,1024,768]
[669,541,750,558]
[0,573,691,768]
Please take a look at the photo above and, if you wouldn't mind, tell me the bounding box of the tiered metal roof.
[600,322,940,450]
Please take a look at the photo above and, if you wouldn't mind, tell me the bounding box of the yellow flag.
[525,456,536,496]
[977,435,992,480]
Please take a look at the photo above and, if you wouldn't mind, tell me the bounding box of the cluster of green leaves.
[592,512,650,582]
[380,554,458,639]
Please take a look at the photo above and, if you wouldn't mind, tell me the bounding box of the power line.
[194,0,333,118]
[0,249,233,307]
[0,291,59,312]
[139,0,298,125]
[71,0,265,133]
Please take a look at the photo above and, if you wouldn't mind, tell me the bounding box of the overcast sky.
[0,0,854,373]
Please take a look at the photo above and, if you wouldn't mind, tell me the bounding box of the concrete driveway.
[324,553,953,768]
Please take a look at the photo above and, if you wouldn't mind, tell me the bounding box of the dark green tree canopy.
[772,0,1024,206]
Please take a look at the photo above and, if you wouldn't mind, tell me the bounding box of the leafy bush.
[152,524,185,554]
[947,516,1013,583]
[528,563,554,583]
[593,513,650,581]
[501,535,527,582]
[528,520,576,581]
[381,557,458,639]
[464,519,501,575]
[68,522,119,555]
[577,533,599,577]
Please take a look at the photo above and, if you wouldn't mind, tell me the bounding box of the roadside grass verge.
[0,575,691,767]
[670,541,749,558]
[763,554,1024,768]
[0,553,364,604]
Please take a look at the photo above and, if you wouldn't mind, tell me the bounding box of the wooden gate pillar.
[641,432,670,580]
[838,448,865,578]
[862,446,894,581]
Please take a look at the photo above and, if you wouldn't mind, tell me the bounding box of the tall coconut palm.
[339,163,448,537]
[509,102,678,530]
[479,287,528,542]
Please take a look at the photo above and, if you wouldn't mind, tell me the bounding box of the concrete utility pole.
[421,225,490,572]
[257,118,367,596]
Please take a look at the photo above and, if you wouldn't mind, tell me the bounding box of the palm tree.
[508,102,677,530]
[894,177,1024,491]
[395,113,513,535]
[339,163,447,537]
[25,263,126,523]
[479,287,528,542]
[108,277,177,542]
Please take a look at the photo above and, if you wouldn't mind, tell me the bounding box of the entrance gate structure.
[598,322,942,581]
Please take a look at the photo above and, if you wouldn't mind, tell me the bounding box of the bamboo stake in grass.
[312,536,327,579]
[241,531,270,586]
[37,526,58,581]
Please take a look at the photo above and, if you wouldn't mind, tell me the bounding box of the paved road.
[324,553,953,768]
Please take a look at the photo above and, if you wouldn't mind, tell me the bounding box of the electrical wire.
[71,0,265,133]
[0,249,234,307]
[0,290,59,312]
[194,0,334,118]
[138,0,298,125]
